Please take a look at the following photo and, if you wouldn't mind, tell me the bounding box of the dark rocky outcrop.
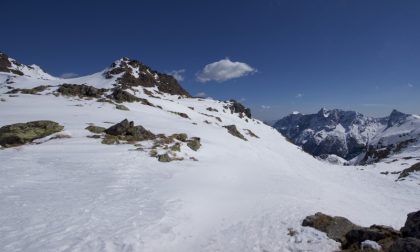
[223,125,247,141]
[107,88,140,103]
[398,163,420,180]
[224,100,251,118]
[104,119,156,142]
[103,58,190,97]
[302,212,359,243]
[0,52,24,75]
[401,210,420,239]
[6,85,49,95]
[107,88,154,106]
[0,120,64,147]
[303,211,420,252]
[389,237,420,252]
[57,84,107,98]
[342,225,401,251]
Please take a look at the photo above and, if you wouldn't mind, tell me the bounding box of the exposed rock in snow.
[0,52,419,252]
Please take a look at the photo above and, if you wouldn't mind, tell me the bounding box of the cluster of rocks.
[302,211,420,251]
[360,139,418,165]
[86,119,156,145]
[86,119,201,162]
[223,100,252,118]
[57,84,106,98]
[103,58,191,97]
[0,120,64,147]
[55,84,155,110]
[6,85,50,95]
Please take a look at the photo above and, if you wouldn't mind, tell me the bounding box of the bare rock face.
[342,225,401,251]
[401,210,420,239]
[398,163,420,180]
[103,58,190,97]
[389,238,420,252]
[224,100,251,118]
[303,211,420,252]
[57,84,107,98]
[104,119,156,142]
[0,52,24,75]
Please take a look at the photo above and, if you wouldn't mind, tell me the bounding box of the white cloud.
[195,92,206,98]
[261,105,271,109]
[196,58,256,83]
[60,72,79,79]
[167,69,185,82]
[296,93,303,98]
[408,83,414,88]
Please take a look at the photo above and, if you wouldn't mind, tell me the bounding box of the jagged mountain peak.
[273,108,385,159]
[274,108,420,163]
[103,56,190,97]
[387,109,410,128]
[0,52,55,80]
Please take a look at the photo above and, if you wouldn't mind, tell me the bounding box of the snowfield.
[1,61,420,252]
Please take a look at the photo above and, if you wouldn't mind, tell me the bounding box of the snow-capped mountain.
[1,53,420,252]
[0,52,56,81]
[273,108,420,164]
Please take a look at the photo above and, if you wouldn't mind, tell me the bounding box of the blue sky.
[3,0,420,120]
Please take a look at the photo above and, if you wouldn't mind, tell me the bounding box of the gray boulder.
[389,238,420,252]
[302,212,359,243]
[401,210,420,239]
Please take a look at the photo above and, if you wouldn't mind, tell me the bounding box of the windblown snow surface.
[1,68,420,252]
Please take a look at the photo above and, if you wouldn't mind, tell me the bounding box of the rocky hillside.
[273,108,420,164]
[1,53,419,252]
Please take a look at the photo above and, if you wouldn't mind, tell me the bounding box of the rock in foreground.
[302,212,359,243]
[303,211,420,252]
[0,120,64,147]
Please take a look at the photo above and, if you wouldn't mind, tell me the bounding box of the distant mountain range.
[273,108,420,164]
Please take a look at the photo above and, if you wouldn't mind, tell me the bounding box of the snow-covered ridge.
[0,52,57,80]
[273,108,420,163]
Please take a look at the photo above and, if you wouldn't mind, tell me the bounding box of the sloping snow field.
[1,68,419,252]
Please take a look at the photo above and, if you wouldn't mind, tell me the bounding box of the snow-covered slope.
[1,55,420,252]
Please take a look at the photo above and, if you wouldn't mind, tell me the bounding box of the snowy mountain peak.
[317,107,330,117]
[0,52,56,80]
[274,108,420,163]
[387,109,410,128]
[103,56,191,97]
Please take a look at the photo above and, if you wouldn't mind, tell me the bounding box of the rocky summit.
[104,57,191,97]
